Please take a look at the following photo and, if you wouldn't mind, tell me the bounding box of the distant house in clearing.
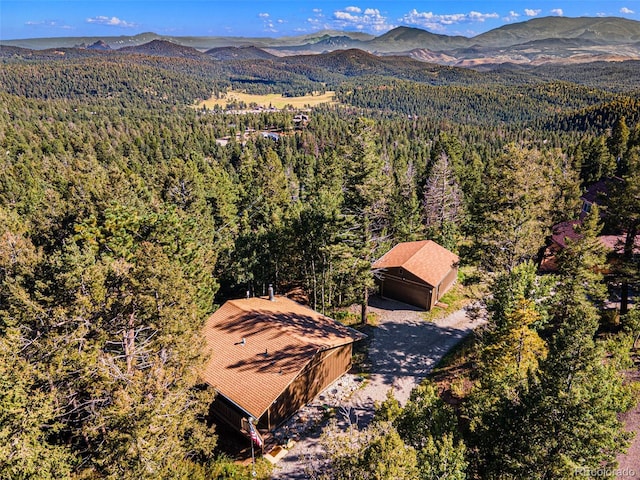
[539,178,640,272]
[201,294,365,435]
[579,178,610,219]
[539,219,640,272]
[372,240,459,310]
[261,132,280,141]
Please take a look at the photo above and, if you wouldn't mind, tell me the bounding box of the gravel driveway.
[270,295,483,479]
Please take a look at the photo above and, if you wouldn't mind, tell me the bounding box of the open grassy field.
[198,90,336,110]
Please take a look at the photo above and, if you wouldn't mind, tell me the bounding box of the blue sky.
[2,1,639,40]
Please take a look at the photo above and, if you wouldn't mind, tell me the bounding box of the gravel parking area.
[270,295,483,479]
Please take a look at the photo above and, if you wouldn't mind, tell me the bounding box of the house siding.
[377,267,432,310]
[209,393,248,431]
[377,265,458,310]
[434,267,458,308]
[262,344,353,430]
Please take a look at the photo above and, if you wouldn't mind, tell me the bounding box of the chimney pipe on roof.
[246,290,250,299]
[268,284,275,301]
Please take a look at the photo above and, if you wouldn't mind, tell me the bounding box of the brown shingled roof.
[201,296,364,419]
[372,240,459,287]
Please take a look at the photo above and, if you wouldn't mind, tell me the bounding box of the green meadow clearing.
[198,90,336,110]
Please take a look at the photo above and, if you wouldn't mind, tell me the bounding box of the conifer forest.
[1,41,639,480]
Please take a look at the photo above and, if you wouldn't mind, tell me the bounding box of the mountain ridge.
[3,16,640,66]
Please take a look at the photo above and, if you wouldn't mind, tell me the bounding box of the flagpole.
[251,438,255,474]
[249,417,256,478]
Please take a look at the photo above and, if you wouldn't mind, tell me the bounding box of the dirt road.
[270,296,483,479]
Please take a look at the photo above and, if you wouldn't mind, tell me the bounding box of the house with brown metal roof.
[372,240,459,310]
[201,293,365,435]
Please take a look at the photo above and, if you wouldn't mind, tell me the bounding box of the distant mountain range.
[3,16,640,66]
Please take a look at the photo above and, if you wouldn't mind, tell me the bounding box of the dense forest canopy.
[0,44,639,479]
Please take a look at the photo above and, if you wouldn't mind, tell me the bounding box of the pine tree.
[342,118,391,323]
[320,420,418,480]
[0,209,77,479]
[605,166,640,316]
[423,152,464,251]
[486,260,551,332]
[389,157,425,243]
[393,381,468,480]
[479,299,547,395]
[581,136,616,185]
[3,203,219,479]
[471,207,633,479]
[288,149,346,312]
[0,330,76,480]
[554,205,609,309]
[608,116,630,173]
[475,144,556,273]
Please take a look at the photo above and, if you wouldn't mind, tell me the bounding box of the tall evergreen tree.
[606,166,640,316]
[470,207,633,479]
[396,382,468,480]
[580,136,616,185]
[320,420,418,480]
[0,209,77,479]
[608,116,630,174]
[423,152,464,251]
[475,144,555,273]
[342,118,391,323]
[389,157,425,243]
[289,149,346,312]
[3,204,219,479]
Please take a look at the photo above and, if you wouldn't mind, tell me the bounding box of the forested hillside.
[1,46,639,479]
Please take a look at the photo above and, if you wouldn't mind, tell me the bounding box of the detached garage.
[372,240,459,310]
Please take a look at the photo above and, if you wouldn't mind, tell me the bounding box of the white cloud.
[26,19,72,29]
[307,15,325,29]
[306,7,328,31]
[551,8,564,16]
[504,11,520,22]
[86,16,136,27]
[469,11,499,21]
[258,12,278,32]
[333,6,393,32]
[620,7,635,14]
[400,9,499,32]
[525,9,541,17]
[334,11,357,21]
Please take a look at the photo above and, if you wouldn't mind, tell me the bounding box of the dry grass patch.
[421,266,486,323]
[198,90,336,110]
[429,332,479,404]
